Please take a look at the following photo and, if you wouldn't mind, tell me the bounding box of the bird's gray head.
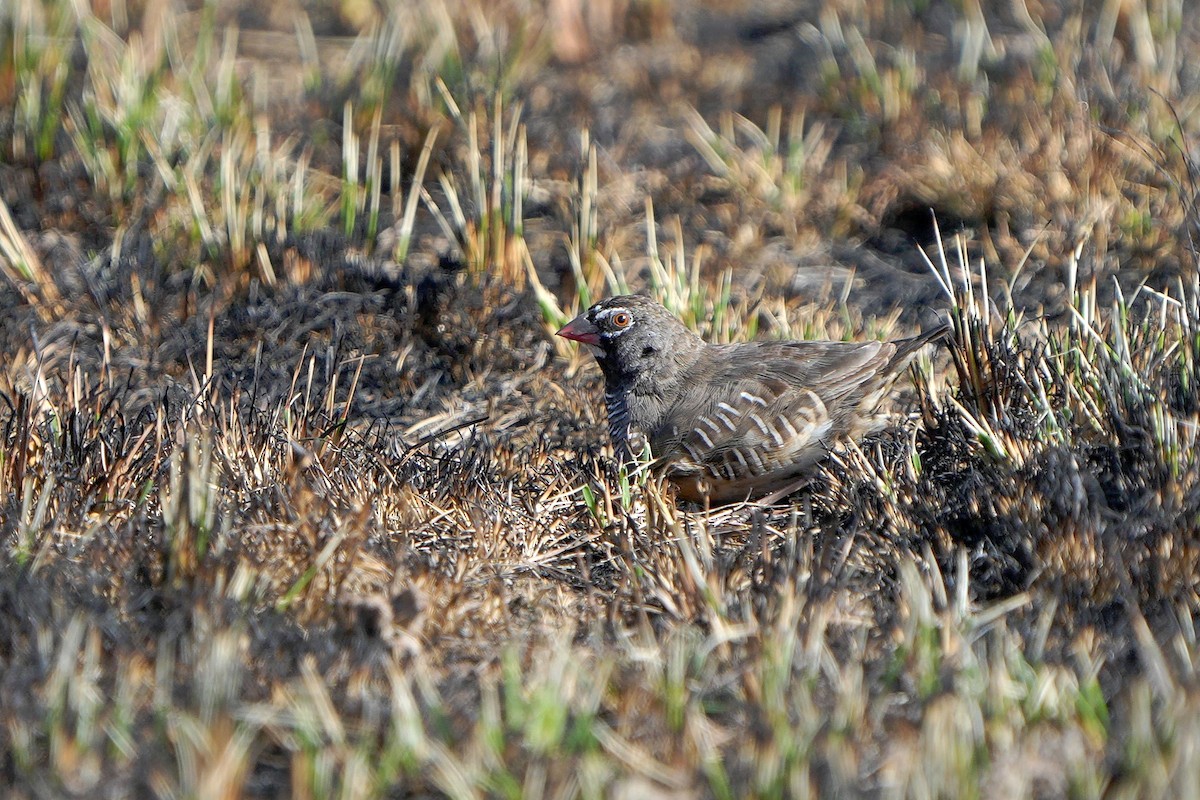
[556,295,703,385]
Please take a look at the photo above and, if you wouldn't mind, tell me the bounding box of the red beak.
[556,314,601,346]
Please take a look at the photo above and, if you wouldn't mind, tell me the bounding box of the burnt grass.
[3,1,1200,797]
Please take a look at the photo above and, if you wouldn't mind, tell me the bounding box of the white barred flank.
[777,415,799,439]
[748,412,773,440]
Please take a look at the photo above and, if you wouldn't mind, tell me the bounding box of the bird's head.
[557,295,702,383]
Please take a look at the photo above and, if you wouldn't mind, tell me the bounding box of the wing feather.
[650,341,899,486]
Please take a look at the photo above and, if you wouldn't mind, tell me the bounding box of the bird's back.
[648,334,935,502]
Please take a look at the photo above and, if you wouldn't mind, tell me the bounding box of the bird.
[556,294,948,503]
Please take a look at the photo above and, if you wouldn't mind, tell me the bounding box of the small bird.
[557,294,947,503]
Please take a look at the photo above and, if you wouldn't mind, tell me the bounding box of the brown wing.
[649,340,899,489]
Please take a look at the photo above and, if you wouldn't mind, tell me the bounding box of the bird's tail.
[885,321,952,371]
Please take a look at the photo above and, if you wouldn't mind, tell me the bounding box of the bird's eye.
[611,312,632,328]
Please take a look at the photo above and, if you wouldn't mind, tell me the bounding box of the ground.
[2,0,1200,797]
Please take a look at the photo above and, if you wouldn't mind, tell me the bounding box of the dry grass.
[3,0,1200,797]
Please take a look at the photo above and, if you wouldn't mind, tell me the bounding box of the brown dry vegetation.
[2,0,1200,797]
